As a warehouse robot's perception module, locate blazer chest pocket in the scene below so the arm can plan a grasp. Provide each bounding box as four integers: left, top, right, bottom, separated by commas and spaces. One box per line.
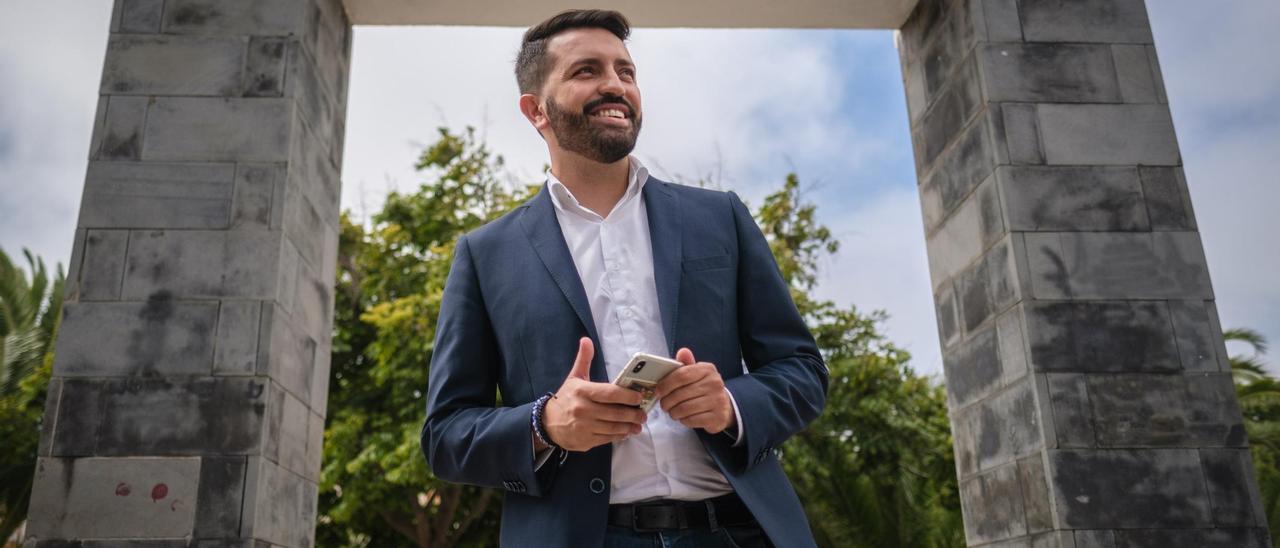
682, 254, 732, 272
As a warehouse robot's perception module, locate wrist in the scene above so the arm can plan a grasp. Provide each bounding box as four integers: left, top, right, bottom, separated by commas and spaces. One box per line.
531, 392, 561, 451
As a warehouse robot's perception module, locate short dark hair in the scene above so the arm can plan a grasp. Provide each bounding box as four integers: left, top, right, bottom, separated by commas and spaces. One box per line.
516, 10, 631, 95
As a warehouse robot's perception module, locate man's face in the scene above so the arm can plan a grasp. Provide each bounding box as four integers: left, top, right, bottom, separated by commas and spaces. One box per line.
538, 27, 642, 163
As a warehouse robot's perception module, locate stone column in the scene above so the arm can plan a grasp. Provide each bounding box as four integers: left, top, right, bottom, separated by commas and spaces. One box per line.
899, 0, 1270, 546
25, 0, 350, 546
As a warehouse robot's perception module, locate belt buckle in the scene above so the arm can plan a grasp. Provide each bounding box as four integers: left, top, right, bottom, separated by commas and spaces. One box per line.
631, 504, 681, 532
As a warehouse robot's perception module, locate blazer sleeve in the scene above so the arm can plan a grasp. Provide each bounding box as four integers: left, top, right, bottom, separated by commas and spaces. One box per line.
421, 234, 559, 497
722, 190, 830, 473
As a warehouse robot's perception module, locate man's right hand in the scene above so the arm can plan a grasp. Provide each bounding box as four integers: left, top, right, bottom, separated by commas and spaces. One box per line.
539, 337, 647, 452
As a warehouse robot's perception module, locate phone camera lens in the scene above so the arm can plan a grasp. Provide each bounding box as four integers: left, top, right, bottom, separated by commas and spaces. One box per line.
633, 361, 646, 373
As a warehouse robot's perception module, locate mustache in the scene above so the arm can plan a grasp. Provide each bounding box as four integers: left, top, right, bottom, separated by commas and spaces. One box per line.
581, 95, 634, 117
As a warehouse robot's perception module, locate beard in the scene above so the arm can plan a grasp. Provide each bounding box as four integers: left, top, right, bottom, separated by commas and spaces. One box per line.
545, 96, 642, 164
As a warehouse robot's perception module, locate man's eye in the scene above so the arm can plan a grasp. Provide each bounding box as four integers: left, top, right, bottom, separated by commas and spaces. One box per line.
574, 67, 594, 76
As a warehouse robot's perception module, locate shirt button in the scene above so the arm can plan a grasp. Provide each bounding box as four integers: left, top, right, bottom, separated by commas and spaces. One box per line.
589, 477, 606, 494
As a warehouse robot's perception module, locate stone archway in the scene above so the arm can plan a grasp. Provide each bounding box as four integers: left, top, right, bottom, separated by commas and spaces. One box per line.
25, 0, 1268, 546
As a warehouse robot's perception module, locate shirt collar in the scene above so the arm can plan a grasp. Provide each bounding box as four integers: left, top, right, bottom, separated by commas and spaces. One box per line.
547, 156, 650, 221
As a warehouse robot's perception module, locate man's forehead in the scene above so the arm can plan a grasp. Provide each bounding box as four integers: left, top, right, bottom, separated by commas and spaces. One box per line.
547, 27, 633, 65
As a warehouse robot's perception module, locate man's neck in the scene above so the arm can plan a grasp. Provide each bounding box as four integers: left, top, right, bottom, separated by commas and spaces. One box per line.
549, 151, 631, 218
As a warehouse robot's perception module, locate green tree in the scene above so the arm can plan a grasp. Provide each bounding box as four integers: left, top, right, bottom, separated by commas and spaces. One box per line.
0, 249, 64, 544
1226, 328, 1280, 545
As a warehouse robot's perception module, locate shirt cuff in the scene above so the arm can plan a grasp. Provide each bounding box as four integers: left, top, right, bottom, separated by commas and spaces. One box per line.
724, 387, 745, 447
533, 433, 555, 470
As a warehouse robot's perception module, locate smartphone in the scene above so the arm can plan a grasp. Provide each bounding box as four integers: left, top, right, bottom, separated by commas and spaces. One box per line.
611, 352, 683, 412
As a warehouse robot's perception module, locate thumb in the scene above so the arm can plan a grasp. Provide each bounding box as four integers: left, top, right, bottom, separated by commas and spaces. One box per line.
675, 347, 696, 365
569, 337, 594, 379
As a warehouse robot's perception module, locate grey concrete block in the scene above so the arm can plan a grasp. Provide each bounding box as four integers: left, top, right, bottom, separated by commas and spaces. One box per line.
1112, 528, 1268, 548
78, 230, 129, 300
979, 43, 1121, 103
1074, 530, 1115, 548
80, 161, 235, 229
286, 249, 333, 342
1055, 232, 1212, 300
215, 300, 261, 375
27, 456, 200, 539
285, 115, 342, 223
162, 0, 308, 35
1147, 46, 1168, 104
53, 299, 217, 377
944, 325, 1002, 408
956, 237, 1018, 334
1038, 104, 1179, 166
309, 337, 331, 418
926, 187, 985, 288
1001, 103, 1043, 165
1087, 373, 1245, 447
243, 37, 288, 97
1017, 0, 1153, 44
88, 96, 109, 162
123, 229, 282, 300
57, 377, 268, 456
962, 379, 1042, 472
257, 304, 316, 406
1200, 448, 1266, 527
1017, 455, 1052, 533
1024, 301, 1179, 374
194, 456, 247, 538
50, 380, 107, 456
1139, 167, 1195, 230
305, 410, 324, 480
142, 97, 293, 162
233, 164, 283, 230
916, 56, 984, 171
241, 457, 317, 548
1049, 449, 1210, 528
898, 0, 966, 69
934, 283, 961, 350
960, 463, 1027, 545
285, 44, 343, 153
37, 378, 63, 457
996, 166, 1148, 231
101, 35, 245, 96
996, 309, 1029, 385
920, 115, 995, 232
281, 184, 327, 273
97, 96, 148, 160
1045, 373, 1095, 448
1111, 45, 1158, 103
30, 541, 192, 547
1021, 232, 1070, 299
120, 0, 164, 33
978, 0, 1022, 42
919, 5, 977, 108
276, 388, 310, 476
1168, 300, 1224, 372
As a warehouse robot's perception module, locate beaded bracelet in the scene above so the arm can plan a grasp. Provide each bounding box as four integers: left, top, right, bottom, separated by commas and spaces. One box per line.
531, 391, 561, 451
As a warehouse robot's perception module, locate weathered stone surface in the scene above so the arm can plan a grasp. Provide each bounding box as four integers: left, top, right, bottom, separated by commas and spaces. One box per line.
26, 456, 200, 539
916, 55, 984, 171
1054, 232, 1212, 300
960, 463, 1026, 545
1018, 0, 1153, 44
1074, 530, 1115, 548
123, 229, 282, 300
996, 310, 1028, 385
1017, 455, 1052, 533
956, 237, 1018, 333
277, 388, 310, 476
1139, 167, 1195, 230
162, 0, 308, 35
1200, 448, 1266, 527
945, 325, 1002, 408
977, 0, 1021, 42
87, 96, 109, 163
1024, 301, 1179, 373
142, 97, 293, 162
285, 112, 343, 224
1046, 373, 1095, 448
241, 457, 317, 548
305, 410, 324, 479
1021, 232, 1070, 299
926, 175, 1004, 289
80, 161, 235, 229
1001, 103, 1042, 165
920, 114, 995, 231
243, 37, 287, 97
1049, 449, 1210, 528
257, 304, 316, 406
996, 166, 1148, 231
194, 456, 247, 538
980, 43, 1120, 103
1111, 44, 1158, 103
53, 299, 217, 377
101, 35, 244, 96
1168, 300, 1224, 372
37, 378, 63, 457
233, 164, 283, 230
53, 377, 267, 456
97, 96, 148, 160
954, 379, 1042, 474
1038, 104, 1179, 166
1112, 528, 1269, 548
78, 230, 129, 300
1087, 373, 1244, 447
934, 283, 961, 350
120, 0, 164, 33
214, 300, 261, 375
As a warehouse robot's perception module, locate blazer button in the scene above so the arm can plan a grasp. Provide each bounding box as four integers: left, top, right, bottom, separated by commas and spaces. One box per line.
589, 477, 606, 494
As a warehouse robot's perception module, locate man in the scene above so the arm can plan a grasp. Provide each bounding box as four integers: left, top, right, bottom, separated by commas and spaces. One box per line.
422, 9, 828, 547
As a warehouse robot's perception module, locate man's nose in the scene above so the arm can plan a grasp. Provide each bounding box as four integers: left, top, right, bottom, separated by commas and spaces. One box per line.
598, 71, 625, 96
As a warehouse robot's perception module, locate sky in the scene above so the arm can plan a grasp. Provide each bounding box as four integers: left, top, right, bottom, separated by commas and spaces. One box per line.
1, 2, 1277, 378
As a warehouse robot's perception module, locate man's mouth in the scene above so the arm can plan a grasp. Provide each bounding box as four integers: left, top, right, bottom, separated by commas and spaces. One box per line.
591, 108, 628, 120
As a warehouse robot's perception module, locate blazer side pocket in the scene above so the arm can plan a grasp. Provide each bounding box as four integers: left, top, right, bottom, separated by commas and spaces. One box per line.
682, 254, 732, 272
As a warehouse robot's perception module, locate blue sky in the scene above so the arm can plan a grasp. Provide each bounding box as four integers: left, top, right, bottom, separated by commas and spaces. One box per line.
1, 2, 1277, 377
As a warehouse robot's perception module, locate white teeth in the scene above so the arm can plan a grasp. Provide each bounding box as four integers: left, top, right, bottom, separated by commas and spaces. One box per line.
593, 108, 626, 119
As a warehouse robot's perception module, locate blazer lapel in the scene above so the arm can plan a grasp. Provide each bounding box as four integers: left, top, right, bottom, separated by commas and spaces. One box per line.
518, 185, 607, 380
643, 178, 682, 356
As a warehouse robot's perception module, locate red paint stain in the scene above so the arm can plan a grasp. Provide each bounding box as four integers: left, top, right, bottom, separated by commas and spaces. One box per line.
151, 483, 168, 502
114, 482, 131, 496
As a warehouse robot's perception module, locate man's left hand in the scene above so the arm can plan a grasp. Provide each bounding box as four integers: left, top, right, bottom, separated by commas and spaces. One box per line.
654, 348, 736, 434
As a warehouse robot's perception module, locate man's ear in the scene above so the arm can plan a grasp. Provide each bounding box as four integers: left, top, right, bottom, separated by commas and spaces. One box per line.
519, 94, 548, 132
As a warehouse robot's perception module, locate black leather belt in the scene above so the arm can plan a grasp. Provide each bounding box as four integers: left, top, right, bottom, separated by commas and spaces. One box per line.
608, 493, 755, 531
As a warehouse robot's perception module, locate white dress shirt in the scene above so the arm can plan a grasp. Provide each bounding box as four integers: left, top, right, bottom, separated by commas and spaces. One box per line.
543, 157, 741, 504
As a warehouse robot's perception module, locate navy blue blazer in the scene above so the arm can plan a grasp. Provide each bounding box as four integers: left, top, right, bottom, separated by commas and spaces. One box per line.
422, 177, 829, 547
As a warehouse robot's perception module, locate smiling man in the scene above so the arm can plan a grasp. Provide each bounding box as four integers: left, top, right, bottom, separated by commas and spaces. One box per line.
421, 10, 828, 547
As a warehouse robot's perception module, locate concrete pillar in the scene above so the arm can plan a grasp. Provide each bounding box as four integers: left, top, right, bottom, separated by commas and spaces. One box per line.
25, 0, 350, 546
899, 0, 1270, 545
